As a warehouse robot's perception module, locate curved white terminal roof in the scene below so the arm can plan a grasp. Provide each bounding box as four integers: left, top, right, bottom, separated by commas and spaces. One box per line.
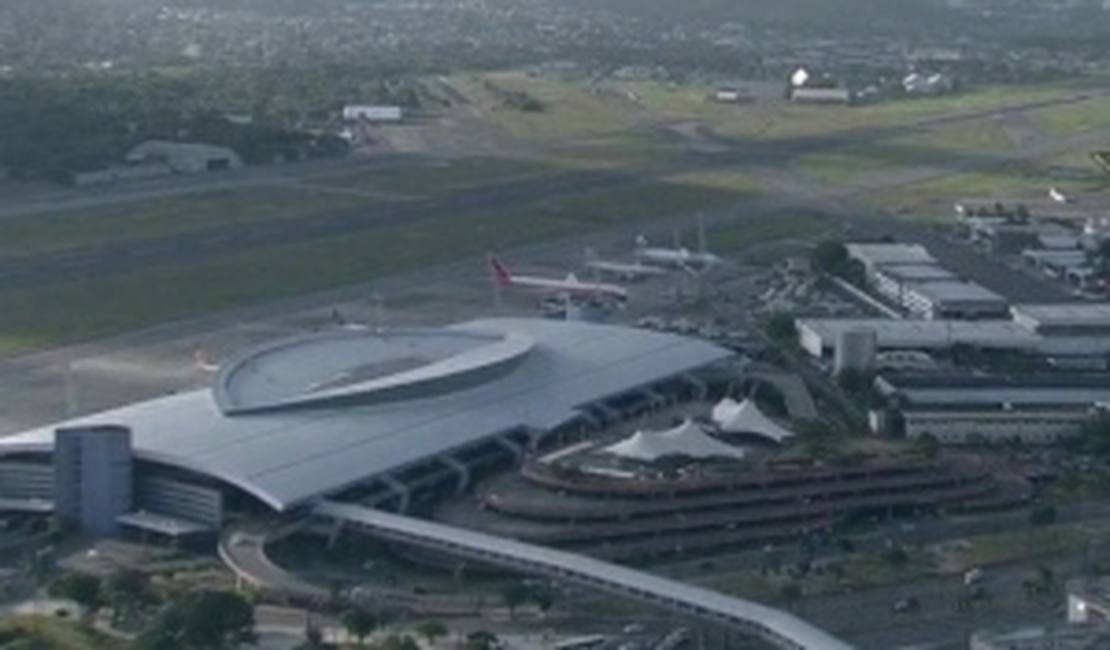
602, 419, 746, 461
712, 398, 795, 444
0, 319, 732, 512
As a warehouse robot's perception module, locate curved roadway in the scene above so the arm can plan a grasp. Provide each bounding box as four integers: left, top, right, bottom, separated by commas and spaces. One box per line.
313, 501, 857, 650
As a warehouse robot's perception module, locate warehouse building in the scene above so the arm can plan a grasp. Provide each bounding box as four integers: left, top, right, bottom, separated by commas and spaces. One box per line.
871, 375, 1110, 445
845, 243, 937, 279
899, 280, 1008, 320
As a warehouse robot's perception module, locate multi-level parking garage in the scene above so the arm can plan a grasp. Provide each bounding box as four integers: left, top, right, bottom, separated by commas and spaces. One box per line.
0, 318, 865, 649
437, 448, 1024, 561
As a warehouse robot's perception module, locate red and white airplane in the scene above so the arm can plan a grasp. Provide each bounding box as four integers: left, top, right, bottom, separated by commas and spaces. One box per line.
488, 255, 628, 303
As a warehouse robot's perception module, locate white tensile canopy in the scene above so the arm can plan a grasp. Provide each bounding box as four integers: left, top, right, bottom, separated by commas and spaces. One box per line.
601, 419, 746, 462
711, 398, 795, 444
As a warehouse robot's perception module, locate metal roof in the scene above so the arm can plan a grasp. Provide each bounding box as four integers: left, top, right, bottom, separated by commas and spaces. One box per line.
878, 374, 1110, 407
798, 319, 1041, 351
905, 280, 1006, 305
873, 264, 955, 282
1012, 304, 1110, 329
0, 319, 732, 512
845, 243, 935, 267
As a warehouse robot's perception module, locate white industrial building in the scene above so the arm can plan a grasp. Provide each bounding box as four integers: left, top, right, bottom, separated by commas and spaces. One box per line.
798, 319, 1042, 359
1012, 304, 1110, 337
872, 375, 1110, 445
845, 243, 937, 278
846, 243, 1006, 319
872, 264, 957, 302
342, 105, 404, 123
790, 87, 854, 105
1068, 577, 1110, 625
898, 280, 1008, 320
799, 301, 1110, 362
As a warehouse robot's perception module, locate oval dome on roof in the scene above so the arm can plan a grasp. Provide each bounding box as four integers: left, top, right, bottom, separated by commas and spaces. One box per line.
214, 328, 534, 415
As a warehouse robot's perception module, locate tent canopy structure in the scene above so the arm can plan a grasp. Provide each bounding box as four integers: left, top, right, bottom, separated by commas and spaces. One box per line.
601, 419, 746, 462
711, 398, 795, 444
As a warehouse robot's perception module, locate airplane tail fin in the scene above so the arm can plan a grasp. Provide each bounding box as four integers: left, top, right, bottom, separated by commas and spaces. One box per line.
488, 254, 513, 285
635, 235, 649, 249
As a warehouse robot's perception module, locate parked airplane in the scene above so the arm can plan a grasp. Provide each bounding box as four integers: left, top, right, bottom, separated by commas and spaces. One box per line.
1049, 187, 1072, 204
583, 248, 669, 281
488, 255, 629, 302
635, 216, 723, 273
193, 347, 220, 373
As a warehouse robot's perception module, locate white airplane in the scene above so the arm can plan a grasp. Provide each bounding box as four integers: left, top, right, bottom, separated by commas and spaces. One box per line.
635, 215, 723, 273
583, 248, 669, 281
193, 347, 220, 373
1049, 187, 1072, 204
488, 255, 628, 303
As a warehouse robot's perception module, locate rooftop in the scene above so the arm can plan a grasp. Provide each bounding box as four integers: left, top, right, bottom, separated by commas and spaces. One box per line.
845, 243, 936, 267
874, 264, 956, 282
1013, 304, 1110, 329
798, 319, 1041, 351
0, 319, 732, 512
877, 374, 1110, 407
907, 280, 1006, 305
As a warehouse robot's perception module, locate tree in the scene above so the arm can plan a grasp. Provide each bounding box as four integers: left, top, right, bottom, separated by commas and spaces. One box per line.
104, 569, 151, 625
465, 630, 500, 650
1082, 413, 1110, 458
913, 433, 941, 459
882, 546, 909, 568
1029, 504, 1058, 527
529, 584, 555, 616
499, 581, 531, 619
340, 608, 378, 647
295, 616, 328, 650
415, 620, 449, 646
137, 590, 255, 650
778, 582, 803, 608
811, 240, 849, 275
836, 368, 872, 400
765, 312, 797, 343
48, 573, 103, 620
380, 633, 421, 650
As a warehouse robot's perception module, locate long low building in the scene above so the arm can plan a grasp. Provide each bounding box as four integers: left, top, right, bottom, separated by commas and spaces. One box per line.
798, 319, 1042, 359
799, 316, 1110, 361
0, 319, 733, 531
872, 374, 1110, 445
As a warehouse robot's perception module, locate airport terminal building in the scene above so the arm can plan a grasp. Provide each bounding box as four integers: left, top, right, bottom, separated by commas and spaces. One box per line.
0, 319, 734, 538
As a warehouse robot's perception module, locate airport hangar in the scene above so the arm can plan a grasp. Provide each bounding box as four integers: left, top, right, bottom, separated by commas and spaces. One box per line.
0, 318, 735, 537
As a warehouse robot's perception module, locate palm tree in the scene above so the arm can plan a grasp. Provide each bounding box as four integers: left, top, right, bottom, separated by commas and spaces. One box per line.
340, 608, 378, 648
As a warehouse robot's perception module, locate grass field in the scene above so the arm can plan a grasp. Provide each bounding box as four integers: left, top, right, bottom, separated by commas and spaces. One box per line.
791, 118, 1017, 187
0, 186, 382, 260
866, 158, 1110, 214
0, 616, 125, 650
537, 177, 751, 227
710, 210, 836, 254
314, 156, 565, 196
0, 176, 755, 355
450, 73, 638, 142
1034, 95, 1110, 137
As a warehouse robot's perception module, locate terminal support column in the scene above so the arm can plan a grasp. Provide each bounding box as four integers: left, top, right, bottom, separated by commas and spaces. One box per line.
439, 456, 471, 495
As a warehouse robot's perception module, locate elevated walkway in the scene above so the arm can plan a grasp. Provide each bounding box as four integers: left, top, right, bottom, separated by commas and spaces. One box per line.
313, 501, 856, 650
